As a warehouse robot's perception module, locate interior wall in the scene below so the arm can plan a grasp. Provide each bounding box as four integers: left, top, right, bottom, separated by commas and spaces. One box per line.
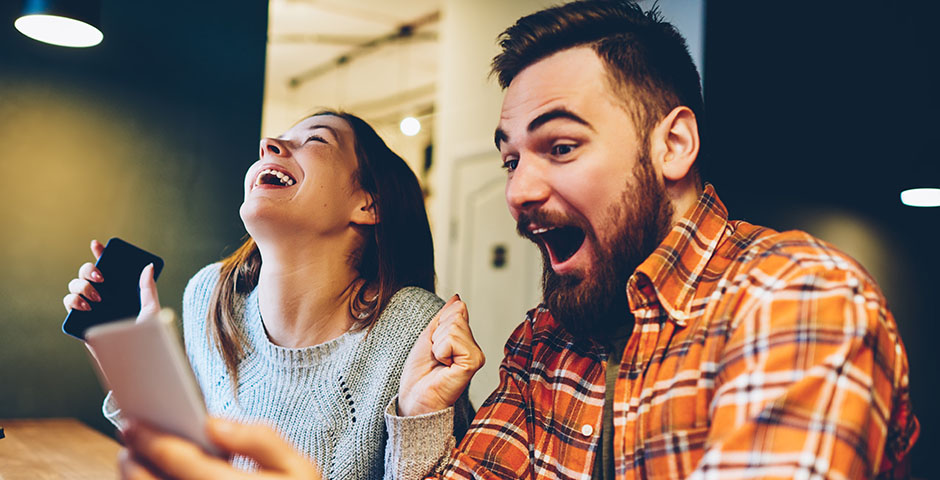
0, 0, 267, 436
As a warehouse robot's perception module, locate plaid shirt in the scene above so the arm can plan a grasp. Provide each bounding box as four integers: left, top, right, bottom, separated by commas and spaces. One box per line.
439, 185, 918, 479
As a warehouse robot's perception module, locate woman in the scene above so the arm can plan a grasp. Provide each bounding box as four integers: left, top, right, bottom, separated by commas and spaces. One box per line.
64, 110, 474, 478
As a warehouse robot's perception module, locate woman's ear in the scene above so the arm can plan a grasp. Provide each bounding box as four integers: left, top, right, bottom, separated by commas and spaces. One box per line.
351, 192, 378, 226
650, 106, 699, 183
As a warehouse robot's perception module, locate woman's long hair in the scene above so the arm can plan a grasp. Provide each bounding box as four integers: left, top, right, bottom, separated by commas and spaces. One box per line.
207, 110, 435, 387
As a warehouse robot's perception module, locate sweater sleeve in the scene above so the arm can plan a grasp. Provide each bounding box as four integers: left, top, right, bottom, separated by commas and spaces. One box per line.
384, 396, 457, 480
99, 263, 220, 430
101, 390, 125, 430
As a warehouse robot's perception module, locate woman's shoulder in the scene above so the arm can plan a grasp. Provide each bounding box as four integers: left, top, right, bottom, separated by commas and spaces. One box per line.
375, 286, 444, 333
181, 263, 223, 328
183, 263, 223, 303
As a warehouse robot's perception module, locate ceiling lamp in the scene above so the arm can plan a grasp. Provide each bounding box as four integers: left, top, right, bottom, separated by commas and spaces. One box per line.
14, 0, 103, 48
400, 117, 421, 137
900, 188, 940, 208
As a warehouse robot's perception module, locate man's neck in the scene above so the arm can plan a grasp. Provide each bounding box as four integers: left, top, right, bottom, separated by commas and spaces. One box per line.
666, 177, 702, 226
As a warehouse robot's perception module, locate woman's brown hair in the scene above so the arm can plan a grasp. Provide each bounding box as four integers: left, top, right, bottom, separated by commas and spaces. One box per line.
207, 110, 435, 388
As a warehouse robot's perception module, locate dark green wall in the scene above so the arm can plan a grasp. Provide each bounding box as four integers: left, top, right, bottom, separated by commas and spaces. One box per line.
0, 0, 267, 436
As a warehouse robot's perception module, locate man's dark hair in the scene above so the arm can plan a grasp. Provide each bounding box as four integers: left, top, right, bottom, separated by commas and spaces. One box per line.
492, 0, 704, 175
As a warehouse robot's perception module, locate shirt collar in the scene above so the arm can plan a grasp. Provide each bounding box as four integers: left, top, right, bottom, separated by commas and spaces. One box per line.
630, 184, 729, 327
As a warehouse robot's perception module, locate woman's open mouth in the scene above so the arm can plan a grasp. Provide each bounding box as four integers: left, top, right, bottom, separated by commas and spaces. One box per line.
254, 167, 296, 188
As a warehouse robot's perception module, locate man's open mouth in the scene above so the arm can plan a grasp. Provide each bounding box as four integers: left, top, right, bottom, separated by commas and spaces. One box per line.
255, 167, 296, 187
531, 225, 586, 264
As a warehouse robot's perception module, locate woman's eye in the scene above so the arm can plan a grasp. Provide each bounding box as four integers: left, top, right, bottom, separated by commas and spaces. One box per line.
502, 158, 519, 172
305, 135, 327, 144
551, 144, 576, 156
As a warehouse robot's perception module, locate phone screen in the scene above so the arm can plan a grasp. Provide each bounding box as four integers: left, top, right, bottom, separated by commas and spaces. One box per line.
62, 238, 164, 340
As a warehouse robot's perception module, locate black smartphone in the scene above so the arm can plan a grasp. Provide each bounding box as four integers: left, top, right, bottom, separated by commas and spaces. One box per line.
62, 237, 164, 340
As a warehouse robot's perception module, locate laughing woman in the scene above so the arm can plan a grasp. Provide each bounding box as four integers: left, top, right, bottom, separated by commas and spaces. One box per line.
64, 110, 473, 478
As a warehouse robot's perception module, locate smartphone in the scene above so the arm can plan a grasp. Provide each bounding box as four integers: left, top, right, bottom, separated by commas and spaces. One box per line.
62, 237, 164, 340
85, 309, 222, 457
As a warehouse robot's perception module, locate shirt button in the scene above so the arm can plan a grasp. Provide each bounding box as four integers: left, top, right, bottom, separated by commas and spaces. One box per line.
581, 424, 594, 436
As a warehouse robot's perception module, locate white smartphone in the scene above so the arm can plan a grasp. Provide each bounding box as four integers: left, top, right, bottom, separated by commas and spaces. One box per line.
85, 308, 222, 457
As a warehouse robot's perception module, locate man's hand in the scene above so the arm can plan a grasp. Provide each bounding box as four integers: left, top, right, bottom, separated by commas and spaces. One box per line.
119, 418, 321, 480
398, 294, 485, 416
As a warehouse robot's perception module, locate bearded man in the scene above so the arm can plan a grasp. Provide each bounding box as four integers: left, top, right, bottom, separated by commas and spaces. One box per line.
388, 2, 919, 479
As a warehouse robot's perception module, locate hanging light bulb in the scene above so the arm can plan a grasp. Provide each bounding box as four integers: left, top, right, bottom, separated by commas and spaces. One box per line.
15, 0, 104, 48
400, 117, 421, 137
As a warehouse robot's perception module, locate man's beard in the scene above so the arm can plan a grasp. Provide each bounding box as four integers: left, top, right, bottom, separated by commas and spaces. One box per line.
517, 155, 674, 340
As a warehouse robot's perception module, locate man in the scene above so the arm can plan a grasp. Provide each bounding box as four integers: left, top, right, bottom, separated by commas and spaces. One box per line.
387, 1, 919, 478
119, 1, 917, 479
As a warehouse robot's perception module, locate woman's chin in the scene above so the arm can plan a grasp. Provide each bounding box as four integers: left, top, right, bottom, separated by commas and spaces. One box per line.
240, 203, 288, 237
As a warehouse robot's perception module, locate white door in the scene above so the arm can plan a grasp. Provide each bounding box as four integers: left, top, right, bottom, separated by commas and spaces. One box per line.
447, 150, 542, 407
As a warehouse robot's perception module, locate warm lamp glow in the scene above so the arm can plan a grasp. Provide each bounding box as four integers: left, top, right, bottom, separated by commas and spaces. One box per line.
900, 188, 940, 207
15, 14, 103, 48
400, 117, 421, 137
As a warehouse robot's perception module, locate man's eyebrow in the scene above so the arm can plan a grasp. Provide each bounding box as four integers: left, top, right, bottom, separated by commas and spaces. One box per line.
495, 128, 508, 150
527, 108, 594, 133
495, 109, 594, 150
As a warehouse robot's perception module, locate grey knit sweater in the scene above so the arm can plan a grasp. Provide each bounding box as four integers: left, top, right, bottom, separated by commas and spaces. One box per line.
104, 263, 472, 479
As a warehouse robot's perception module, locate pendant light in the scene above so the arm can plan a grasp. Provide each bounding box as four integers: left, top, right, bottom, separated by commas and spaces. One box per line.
14, 0, 103, 48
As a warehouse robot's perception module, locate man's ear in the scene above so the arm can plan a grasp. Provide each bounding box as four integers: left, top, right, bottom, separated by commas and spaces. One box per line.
351, 192, 378, 226
649, 106, 699, 183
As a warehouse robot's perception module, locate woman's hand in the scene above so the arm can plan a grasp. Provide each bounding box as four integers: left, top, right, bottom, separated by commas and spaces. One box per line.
119, 418, 322, 480
63, 239, 161, 321
398, 294, 485, 417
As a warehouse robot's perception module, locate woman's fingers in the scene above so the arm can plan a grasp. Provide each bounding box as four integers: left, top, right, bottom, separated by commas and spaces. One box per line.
431, 322, 485, 372
137, 264, 161, 320
63, 293, 91, 312
123, 422, 247, 480
68, 277, 101, 301
118, 449, 161, 480
90, 239, 105, 261
79, 261, 104, 283
64, 276, 100, 313
429, 297, 485, 373
64, 242, 105, 313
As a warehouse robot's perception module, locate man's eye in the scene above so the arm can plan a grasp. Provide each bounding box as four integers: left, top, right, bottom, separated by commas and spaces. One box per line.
551, 144, 576, 156
502, 158, 519, 172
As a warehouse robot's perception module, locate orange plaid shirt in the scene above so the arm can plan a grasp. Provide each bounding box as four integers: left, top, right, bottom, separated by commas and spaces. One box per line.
439, 185, 918, 479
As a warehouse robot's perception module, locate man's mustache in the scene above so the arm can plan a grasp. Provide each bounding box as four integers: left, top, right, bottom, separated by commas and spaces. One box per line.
515, 209, 593, 243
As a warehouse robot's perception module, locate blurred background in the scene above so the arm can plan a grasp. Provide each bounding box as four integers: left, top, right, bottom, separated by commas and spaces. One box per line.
0, 0, 936, 477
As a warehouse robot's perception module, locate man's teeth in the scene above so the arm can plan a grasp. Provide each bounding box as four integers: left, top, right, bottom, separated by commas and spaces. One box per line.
256, 168, 295, 186
531, 226, 553, 235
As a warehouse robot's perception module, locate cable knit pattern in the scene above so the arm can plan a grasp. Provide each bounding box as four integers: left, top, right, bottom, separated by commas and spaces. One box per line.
105, 262, 472, 479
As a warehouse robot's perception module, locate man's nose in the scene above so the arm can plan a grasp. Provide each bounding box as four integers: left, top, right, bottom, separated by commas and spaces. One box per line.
259, 137, 287, 158
505, 156, 550, 213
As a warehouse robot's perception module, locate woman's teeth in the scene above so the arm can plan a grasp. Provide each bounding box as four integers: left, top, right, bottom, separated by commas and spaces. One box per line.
256, 168, 295, 186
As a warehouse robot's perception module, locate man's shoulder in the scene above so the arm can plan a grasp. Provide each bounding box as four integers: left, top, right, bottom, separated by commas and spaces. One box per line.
743, 227, 872, 276
720, 223, 882, 298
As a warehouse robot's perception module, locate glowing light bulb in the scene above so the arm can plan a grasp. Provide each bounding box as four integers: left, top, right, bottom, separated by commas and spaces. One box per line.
400, 117, 421, 137
900, 188, 940, 207
15, 14, 103, 48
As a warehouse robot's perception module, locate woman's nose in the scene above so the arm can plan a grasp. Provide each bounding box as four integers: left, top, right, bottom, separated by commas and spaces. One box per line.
259, 137, 286, 158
